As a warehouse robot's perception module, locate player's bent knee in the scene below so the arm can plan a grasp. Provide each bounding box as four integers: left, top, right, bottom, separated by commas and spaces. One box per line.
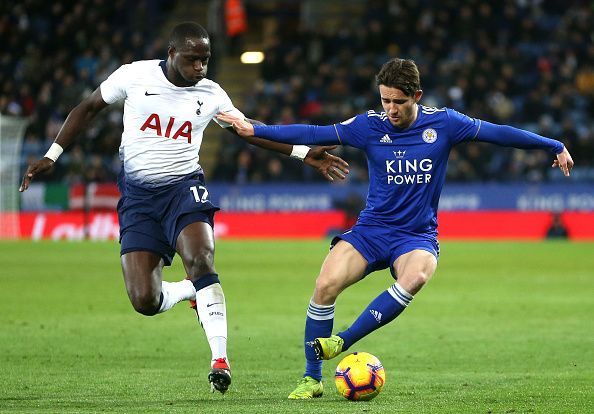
185, 248, 215, 278
314, 277, 341, 304
129, 291, 160, 316
131, 299, 160, 316
417, 270, 432, 285
399, 270, 432, 294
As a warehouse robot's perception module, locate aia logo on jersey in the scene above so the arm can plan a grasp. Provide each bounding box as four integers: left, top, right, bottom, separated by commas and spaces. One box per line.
140, 113, 192, 143
422, 128, 437, 143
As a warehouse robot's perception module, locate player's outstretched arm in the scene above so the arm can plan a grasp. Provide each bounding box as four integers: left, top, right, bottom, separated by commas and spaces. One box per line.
217, 113, 349, 181
475, 120, 574, 177
217, 112, 341, 146
20, 88, 109, 192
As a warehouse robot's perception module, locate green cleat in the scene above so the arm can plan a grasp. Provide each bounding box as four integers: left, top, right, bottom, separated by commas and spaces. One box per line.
288, 376, 324, 399
313, 335, 344, 360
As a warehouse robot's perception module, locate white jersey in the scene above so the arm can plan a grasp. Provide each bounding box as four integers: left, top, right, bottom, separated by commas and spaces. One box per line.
100, 59, 244, 187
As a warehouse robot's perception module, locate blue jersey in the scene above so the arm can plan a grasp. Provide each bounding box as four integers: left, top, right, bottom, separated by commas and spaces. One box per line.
334, 106, 478, 236
253, 105, 563, 238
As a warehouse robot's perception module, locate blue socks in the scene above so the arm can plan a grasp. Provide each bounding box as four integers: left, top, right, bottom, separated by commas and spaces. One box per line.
301, 283, 413, 380
338, 282, 413, 351
303, 300, 335, 381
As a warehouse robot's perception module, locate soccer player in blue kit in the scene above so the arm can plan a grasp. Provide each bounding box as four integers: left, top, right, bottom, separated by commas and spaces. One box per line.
217, 58, 574, 399
19, 22, 349, 395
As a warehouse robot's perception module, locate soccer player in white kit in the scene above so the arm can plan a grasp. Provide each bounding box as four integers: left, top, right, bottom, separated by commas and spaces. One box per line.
20, 22, 349, 394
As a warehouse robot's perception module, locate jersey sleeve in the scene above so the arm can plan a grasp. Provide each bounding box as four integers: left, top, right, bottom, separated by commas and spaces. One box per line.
252, 124, 340, 145
476, 120, 564, 154
212, 87, 245, 128
99, 64, 132, 104
445, 108, 481, 145
333, 114, 369, 149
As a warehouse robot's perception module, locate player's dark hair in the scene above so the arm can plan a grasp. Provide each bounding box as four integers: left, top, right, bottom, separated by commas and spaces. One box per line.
169, 22, 209, 50
375, 58, 421, 97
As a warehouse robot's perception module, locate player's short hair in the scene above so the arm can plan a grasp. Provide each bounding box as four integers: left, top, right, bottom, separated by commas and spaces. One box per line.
169, 22, 209, 50
375, 58, 421, 97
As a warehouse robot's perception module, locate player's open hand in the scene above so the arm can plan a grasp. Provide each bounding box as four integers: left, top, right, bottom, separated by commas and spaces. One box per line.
216, 112, 254, 137
552, 147, 574, 177
19, 157, 55, 192
304, 145, 350, 181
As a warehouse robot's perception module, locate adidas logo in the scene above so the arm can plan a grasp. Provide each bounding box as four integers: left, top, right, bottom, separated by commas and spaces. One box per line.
379, 134, 392, 143
369, 309, 382, 323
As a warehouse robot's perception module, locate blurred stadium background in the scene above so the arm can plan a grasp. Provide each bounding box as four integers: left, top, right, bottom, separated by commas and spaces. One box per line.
1, 0, 593, 240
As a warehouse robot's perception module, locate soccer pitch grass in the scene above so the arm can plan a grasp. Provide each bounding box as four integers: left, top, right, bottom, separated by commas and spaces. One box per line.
0, 240, 592, 413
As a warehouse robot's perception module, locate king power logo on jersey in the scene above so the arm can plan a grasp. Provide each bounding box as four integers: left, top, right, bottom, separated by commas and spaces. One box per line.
140, 113, 192, 143
385, 150, 433, 185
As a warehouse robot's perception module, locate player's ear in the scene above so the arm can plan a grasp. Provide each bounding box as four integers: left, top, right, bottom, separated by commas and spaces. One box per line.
414, 90, 423, 102
167, 45, 176, 59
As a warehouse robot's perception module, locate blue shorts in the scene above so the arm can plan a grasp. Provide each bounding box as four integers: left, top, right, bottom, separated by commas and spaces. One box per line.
331, 222, 439, 279
117, 171, 219, 266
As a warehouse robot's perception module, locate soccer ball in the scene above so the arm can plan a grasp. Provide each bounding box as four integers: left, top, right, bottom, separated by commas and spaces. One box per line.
334, 352, 386, 401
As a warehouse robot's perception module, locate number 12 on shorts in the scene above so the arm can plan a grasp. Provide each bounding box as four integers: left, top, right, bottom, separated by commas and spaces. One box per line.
190, 185, 209, 203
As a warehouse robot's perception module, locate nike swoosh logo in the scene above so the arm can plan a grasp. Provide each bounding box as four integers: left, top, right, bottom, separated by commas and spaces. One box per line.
206, 302, 223, 307
145, 91, 160, 96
